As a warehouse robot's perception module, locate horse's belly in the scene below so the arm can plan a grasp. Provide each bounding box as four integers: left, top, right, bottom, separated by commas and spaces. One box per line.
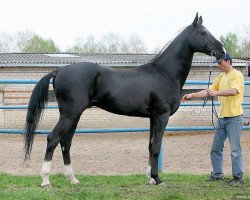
95, 100, 150, 117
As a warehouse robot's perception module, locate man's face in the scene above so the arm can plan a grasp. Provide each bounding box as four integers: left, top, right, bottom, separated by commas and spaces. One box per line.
217, 60, 231, 72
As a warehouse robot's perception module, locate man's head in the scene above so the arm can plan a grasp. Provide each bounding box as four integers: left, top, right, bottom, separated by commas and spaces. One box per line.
215, 53, 233, 73
216, 53, 232, 65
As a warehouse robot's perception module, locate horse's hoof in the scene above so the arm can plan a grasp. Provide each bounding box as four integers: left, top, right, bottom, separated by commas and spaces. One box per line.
155, 177, 163, 185
149, 177, 163, 185
149, 178, 157, 185
41, 183, 53, 189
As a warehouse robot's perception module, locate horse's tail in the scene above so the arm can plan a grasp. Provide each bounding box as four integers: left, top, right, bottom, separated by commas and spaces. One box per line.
24, 69, 58, 161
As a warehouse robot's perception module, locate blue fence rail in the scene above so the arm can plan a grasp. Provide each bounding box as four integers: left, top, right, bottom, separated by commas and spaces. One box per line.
0, 79, 250, 85
1, 79, 250, 171
1, 102, 250, 110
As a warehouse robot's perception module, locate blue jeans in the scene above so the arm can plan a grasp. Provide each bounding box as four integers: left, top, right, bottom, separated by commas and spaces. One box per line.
210, 115, 243, 178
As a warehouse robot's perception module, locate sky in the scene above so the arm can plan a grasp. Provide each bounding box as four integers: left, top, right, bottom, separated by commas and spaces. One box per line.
0, 0, 250, 51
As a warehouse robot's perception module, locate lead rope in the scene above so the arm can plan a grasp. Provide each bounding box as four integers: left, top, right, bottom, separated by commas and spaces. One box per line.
191, 27, 220, 129
203, 51, 218, 129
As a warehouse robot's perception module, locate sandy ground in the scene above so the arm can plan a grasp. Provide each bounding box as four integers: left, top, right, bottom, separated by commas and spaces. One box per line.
0, 131, 250, 176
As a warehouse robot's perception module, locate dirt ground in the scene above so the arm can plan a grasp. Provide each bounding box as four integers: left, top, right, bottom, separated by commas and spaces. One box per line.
0, 131, 250, 176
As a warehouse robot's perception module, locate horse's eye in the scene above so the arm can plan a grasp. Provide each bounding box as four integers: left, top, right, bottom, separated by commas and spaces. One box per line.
201, 32, 206, 36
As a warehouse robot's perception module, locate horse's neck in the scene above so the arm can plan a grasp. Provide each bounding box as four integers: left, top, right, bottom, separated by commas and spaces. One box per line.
152, 30, 194, 89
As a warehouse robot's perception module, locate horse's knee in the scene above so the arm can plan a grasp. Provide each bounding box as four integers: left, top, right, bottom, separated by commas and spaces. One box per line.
151, 145, 161, 157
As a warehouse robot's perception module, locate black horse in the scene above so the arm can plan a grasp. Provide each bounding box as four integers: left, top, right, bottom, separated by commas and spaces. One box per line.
24, 13, 225, 187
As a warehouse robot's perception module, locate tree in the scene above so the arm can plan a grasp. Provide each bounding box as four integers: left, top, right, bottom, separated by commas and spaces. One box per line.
220, 32, 241, 57
126, 33, 147, 53
100, 33, 123, 53
15, 30, 35, 52
239, 26, 250, 57
67, 35, 99, 53
0, 33, 15, 52
67, 32, 148, 53
240, 40, 250, 57
22, 35, 60, 53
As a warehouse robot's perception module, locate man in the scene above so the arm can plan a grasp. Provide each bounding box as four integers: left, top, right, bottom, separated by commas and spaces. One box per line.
182, 53, 244, 186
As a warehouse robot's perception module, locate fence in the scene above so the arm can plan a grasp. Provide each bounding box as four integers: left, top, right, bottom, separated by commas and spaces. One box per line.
0, 79, 250, 171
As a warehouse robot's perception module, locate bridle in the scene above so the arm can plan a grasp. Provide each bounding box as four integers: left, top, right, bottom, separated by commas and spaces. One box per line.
191, 26, 219, 56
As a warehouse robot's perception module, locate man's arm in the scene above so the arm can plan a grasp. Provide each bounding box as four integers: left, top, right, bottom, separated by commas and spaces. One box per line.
182, 89, 208, 101
182, 88, 238, 102
207, 88, 238, 96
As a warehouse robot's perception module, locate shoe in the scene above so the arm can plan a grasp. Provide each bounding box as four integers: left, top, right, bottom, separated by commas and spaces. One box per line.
228, 177, 244, 186
207, 175, 224, 182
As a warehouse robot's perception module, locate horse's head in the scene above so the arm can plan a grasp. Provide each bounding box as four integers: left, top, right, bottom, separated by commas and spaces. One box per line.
188, 13, 225, 59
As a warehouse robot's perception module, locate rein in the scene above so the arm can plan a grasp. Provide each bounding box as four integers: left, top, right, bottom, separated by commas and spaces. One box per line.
202, 51, 218, 129
192, 27, 219, 129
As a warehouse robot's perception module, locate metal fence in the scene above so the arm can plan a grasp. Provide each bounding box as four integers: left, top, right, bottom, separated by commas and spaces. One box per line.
1, 79, 250, 171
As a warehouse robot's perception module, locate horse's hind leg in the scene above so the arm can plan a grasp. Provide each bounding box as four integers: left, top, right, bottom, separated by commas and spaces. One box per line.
41, 101, 85, 187
60, 121, 80, 184
41, 116, 66, 187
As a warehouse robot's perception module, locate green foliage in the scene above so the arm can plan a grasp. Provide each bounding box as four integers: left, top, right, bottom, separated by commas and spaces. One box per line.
0, 173, 249, 200
22, 35, 60, 53
241, 40, 250, 57
219, 30, 250, 57
220, 32, 241, 57
67, 35, 99, 53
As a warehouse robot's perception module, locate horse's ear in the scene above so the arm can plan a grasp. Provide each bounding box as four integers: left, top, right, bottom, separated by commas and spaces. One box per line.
192, 12, 199, 28
198, 16, 203, 24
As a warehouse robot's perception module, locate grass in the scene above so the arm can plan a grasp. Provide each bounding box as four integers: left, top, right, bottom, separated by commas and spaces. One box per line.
0, 173, 250, 200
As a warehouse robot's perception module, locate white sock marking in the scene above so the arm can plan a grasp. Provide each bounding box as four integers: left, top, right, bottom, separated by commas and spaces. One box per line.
146, 166, 151, 178
64, 165, 79, 184
41, 161, 51, 186
149, 178, 157, 185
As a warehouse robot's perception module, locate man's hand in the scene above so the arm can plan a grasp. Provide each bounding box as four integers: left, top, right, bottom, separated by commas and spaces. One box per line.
207, 89, 219, 97
182, 94, 193, 101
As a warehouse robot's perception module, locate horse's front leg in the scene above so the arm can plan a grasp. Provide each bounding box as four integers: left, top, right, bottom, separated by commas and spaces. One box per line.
148, 112, 169, 185
146, 117, 154, 179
